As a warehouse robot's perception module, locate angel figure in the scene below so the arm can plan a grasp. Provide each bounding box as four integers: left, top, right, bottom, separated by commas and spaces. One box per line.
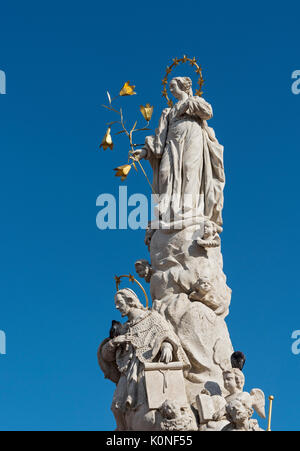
196, 220, 222, 249
197, 369, 244, 430
198, 367, 265, 430
223, 368, 266, 419
189, 276, 226, 316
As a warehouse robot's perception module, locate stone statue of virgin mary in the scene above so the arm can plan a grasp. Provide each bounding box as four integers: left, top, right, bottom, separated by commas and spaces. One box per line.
133, 77, 225, 229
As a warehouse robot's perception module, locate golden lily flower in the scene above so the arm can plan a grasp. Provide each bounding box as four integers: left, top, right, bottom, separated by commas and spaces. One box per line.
140, 104, 153, 122
114, 164, 132, 181
100, 127, 113, 151
119, 81, 136, 96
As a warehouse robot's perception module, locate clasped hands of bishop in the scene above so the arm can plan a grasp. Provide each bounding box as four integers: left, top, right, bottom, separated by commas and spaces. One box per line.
112, 335, 173, 364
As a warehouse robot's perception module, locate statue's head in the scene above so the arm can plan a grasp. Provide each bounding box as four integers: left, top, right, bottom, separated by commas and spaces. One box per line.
194, 276, 212, 296
203, 220, 222, 239
203, 220, 217, 239
226, 393, 253, 426
135, 259, 149, 278
114, 288, 145, 317
169, 77, 193, 100
223, 369, 237, 394
223, 368, 245, 394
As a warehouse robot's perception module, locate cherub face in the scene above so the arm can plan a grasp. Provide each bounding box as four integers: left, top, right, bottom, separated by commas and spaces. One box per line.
203, 222, 214, 239
195, 277, 212, 294
223, 372, 237, 394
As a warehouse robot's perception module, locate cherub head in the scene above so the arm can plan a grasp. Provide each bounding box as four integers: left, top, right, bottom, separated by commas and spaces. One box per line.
201, 219, 223, 239
193, 276, 212, 296
189, 276, 213, 303
202, 220, 218, 240
223, 368, 245, 395
159, 400, 181, 420
223, 370, 237, 395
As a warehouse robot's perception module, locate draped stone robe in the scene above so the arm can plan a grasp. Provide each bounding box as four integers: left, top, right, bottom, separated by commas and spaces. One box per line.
98, 310, 189, 430
144, 96, 225, 229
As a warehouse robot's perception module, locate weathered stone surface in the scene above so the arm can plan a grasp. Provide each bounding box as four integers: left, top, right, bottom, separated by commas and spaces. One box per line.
97, 76, 264, 431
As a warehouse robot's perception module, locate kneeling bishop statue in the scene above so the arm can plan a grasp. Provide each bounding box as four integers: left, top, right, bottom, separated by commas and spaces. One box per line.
98, 288, 196, 431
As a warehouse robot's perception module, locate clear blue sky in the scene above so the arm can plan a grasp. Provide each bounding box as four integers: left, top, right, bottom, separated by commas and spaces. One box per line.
0, 0, 299, 431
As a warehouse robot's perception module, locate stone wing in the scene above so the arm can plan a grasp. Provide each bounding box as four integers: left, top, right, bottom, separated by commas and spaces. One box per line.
250, 388, 266, 419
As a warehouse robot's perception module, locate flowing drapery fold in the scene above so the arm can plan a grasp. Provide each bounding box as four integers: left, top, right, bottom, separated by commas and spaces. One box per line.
144, 97, 225, 228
